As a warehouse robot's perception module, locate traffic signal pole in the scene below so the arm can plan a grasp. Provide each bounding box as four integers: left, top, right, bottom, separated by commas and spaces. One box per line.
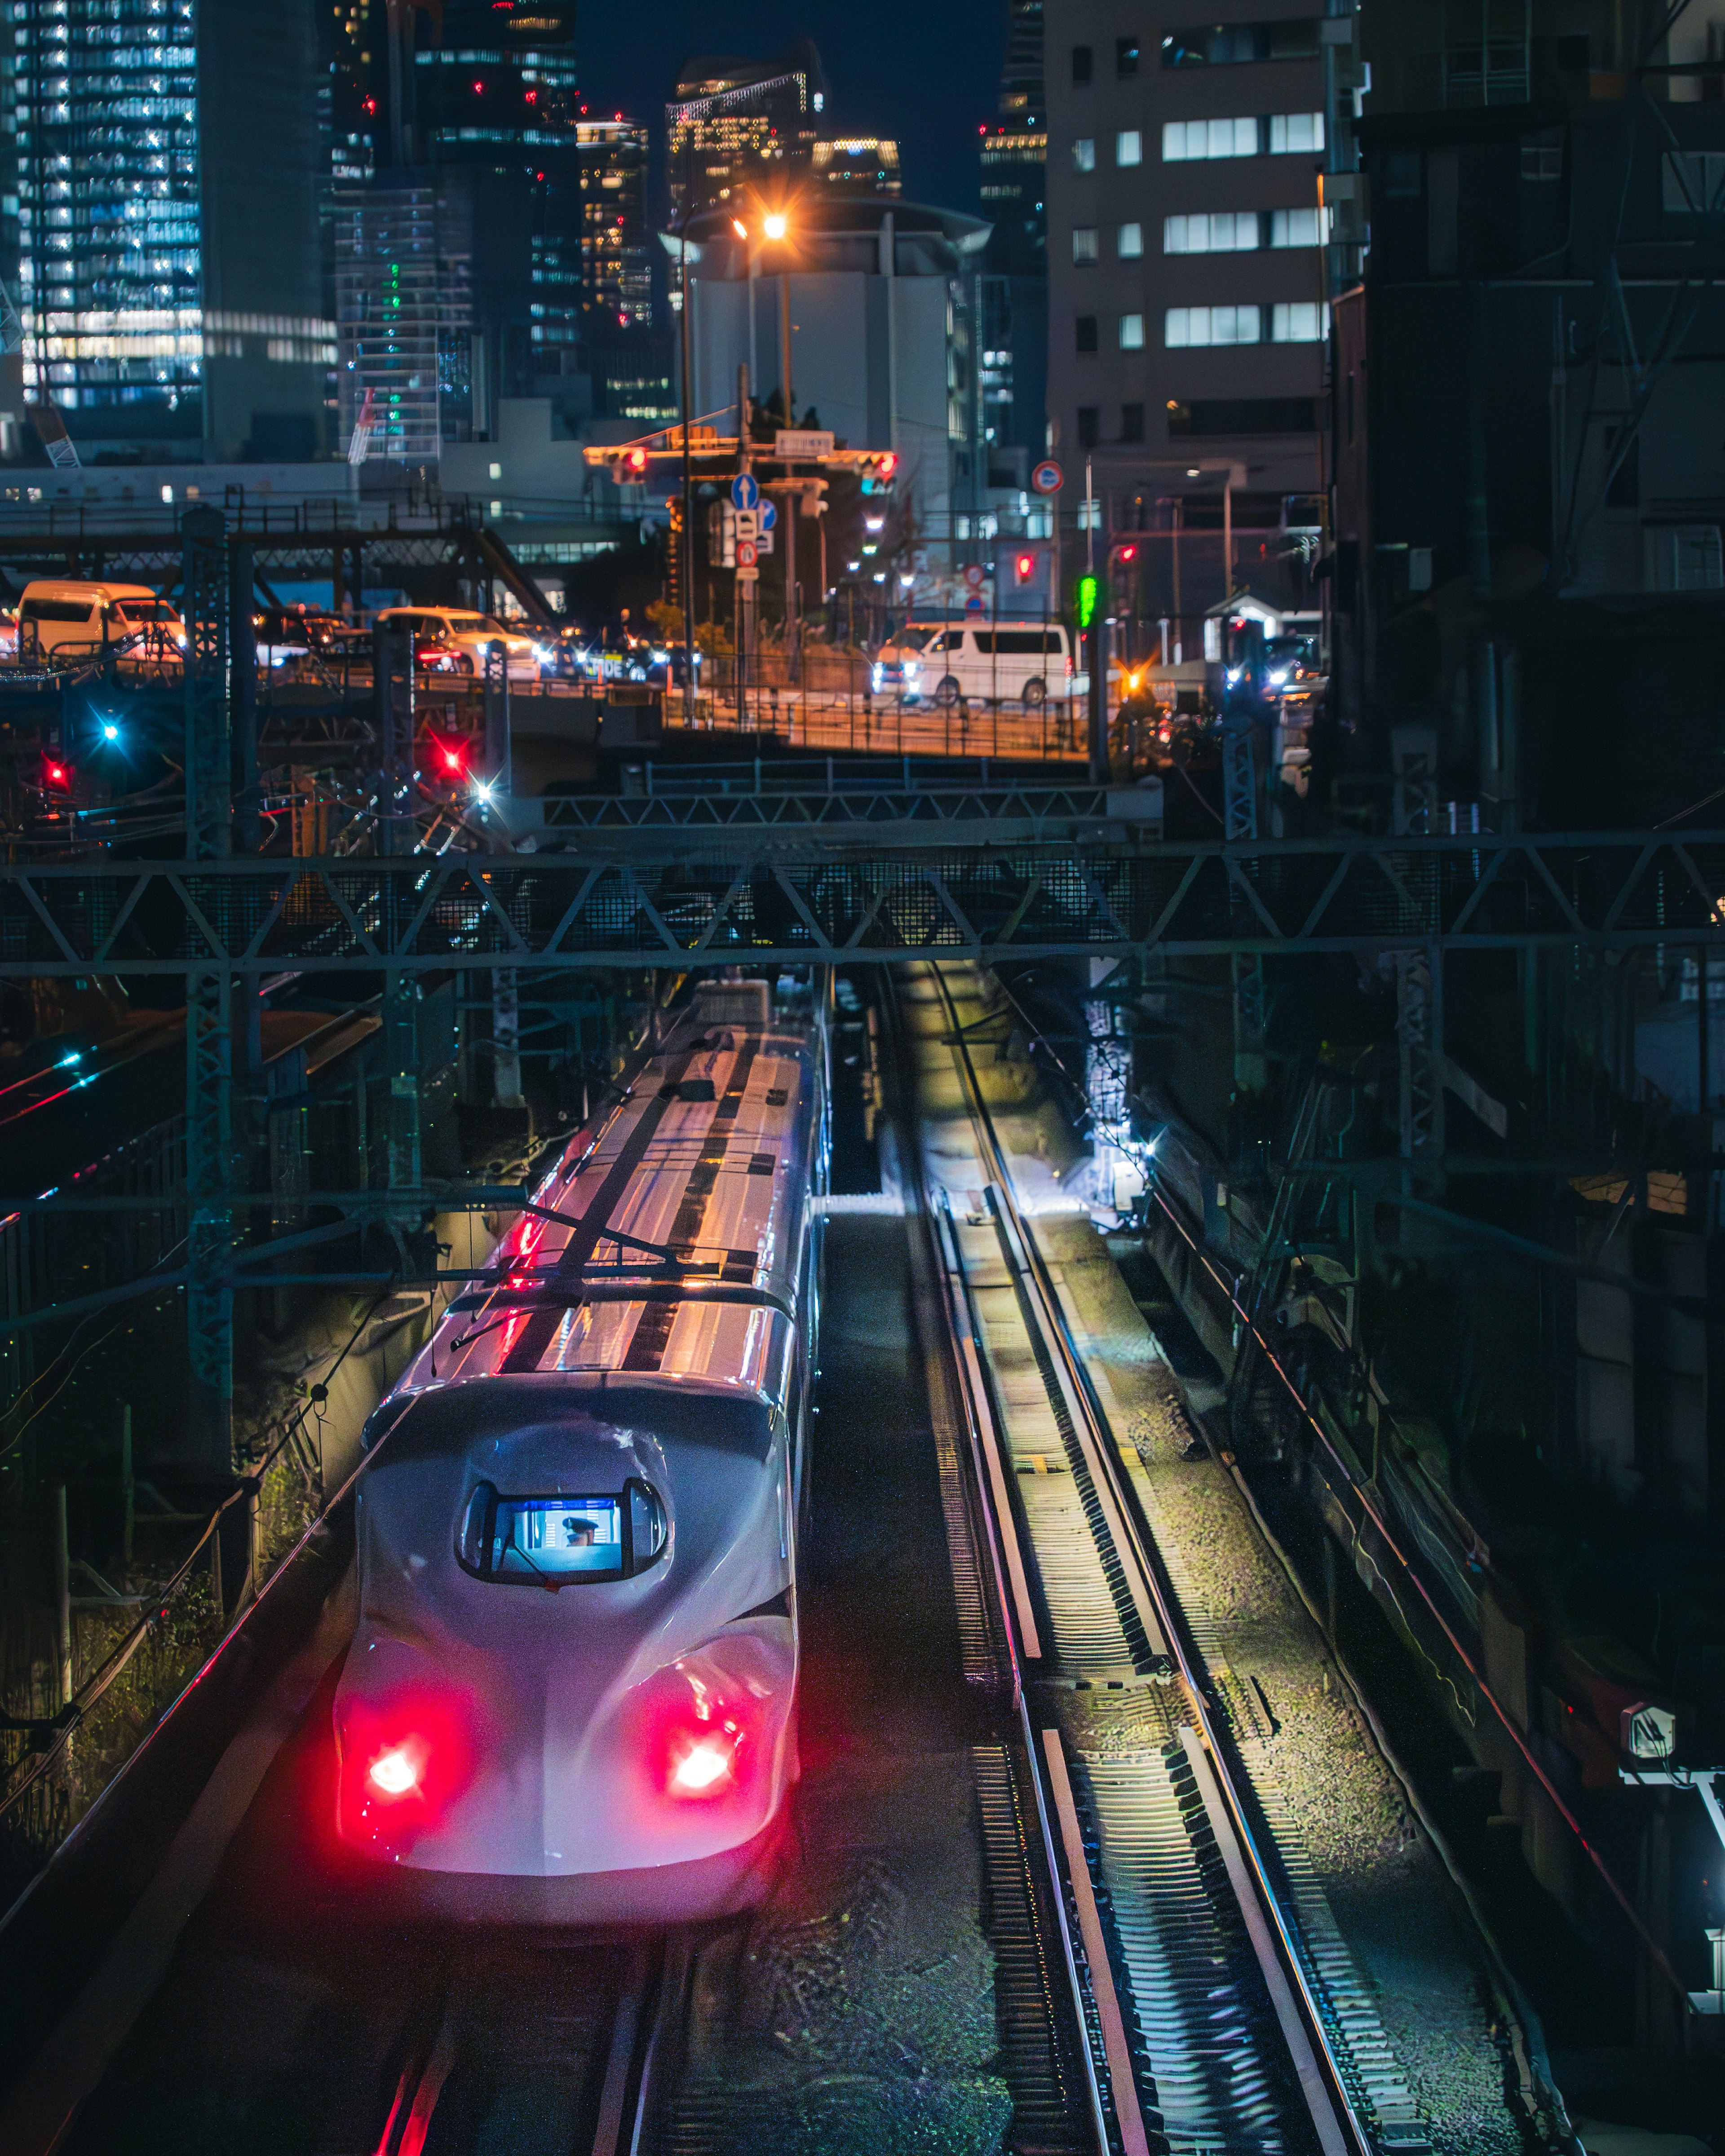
736, 363, 754, 729
678, 195, 697, 726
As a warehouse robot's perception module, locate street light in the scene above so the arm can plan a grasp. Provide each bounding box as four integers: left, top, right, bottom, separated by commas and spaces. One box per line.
762, 211, 788, 240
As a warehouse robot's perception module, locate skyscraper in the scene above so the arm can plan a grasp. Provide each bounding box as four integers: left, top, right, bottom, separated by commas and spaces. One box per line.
978, 0, 1048, 487
811, 138, 902, 197
666, 44, 828, 222
9, 0, 331, 461
577, 119, 652, 330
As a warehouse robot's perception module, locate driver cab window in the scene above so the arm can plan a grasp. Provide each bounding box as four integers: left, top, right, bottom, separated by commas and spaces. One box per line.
458, 1478, 667, 1586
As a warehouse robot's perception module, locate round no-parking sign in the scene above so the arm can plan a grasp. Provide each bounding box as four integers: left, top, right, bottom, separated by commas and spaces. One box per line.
1031, 459, 1063, 495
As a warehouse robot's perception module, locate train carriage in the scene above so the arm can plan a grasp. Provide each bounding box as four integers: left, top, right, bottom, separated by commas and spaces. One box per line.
331, 977, 827, 1922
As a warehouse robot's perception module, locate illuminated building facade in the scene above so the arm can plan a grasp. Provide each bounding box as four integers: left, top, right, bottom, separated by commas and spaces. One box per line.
577, 119, 651, 330
8, 0, 332, 459
667, 44, 827, 221
978, 0, 1048, 484
412, 0, 583, 375
333, 182, 442, 461
812, 138, 902, 196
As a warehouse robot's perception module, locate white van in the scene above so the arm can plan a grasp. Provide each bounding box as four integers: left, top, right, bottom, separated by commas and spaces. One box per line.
17, 580, 184, 660
906, 620, 1085, 707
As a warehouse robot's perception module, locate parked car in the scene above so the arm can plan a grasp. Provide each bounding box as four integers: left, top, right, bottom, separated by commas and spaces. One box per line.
252, 606, 354, 669
373, 605, 548, 683
17, 580, 185, 663
901, 620, 1085, 708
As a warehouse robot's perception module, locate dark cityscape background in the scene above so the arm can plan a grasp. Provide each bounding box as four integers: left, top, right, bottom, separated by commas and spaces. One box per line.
0, 6, 1719, 2155
578, 0, 1006, 210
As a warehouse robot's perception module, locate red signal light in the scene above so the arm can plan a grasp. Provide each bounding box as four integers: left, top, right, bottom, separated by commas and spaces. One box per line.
624, 445, 649, 474
1016, 553, 1034, 583
43, 760, 69, 789
877, 452, 898, 479
1119, 545, 1137, 562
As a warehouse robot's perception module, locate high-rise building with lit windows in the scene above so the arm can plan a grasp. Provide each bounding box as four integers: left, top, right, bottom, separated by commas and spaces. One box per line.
577, 119, 651, 330
812, 137, 902, 196
667, 44, 828, 222
7, 0, 331, 460
978, 0, 1048, 488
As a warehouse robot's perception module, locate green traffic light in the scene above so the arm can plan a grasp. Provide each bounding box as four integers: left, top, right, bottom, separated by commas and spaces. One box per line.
1076, 574, 1099, 629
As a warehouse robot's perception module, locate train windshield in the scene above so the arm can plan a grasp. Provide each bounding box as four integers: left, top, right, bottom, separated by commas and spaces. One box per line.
458, 1479, 667, 1585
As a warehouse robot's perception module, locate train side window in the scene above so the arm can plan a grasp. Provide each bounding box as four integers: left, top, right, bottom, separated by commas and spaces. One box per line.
456, 1478, 666, 1585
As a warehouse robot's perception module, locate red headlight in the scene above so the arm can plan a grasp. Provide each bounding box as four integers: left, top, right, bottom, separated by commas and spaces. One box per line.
367, 1739, 428, 1798
336, 1686, 477, 1853
666, 1723, 742, 1798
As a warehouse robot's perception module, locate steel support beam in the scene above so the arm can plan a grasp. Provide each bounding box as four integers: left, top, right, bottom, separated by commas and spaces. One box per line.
1395, 945, 1445, 1167
181, 507, 236, 1469
181, 507, 230, 863
0, 829, 1716, 974
185, 966, 234, 1472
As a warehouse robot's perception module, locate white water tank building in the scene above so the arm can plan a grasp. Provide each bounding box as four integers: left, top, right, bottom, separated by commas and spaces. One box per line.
679, 196, 991, 573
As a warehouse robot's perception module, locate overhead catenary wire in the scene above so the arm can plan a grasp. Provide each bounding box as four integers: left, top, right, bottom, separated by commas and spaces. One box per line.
0, 1272, 402, 1825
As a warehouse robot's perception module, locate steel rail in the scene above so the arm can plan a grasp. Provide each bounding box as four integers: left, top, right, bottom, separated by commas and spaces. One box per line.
924, 960, 1375, 2156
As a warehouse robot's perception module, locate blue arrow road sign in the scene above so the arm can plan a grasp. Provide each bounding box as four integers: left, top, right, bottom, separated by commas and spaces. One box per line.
759, 499, 777, 530
730, 473, 760, 512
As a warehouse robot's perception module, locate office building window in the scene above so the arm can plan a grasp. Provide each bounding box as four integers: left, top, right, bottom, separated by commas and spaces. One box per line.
1121, 401, 1145, 442
1165, 305, 1262, 346
1117, 129, 1143, 167
1269, 112, 1324, 153
1077, 406, 1099, 447
1270, 206, 1327, 247
1162, 115, 1258, 160
1072, 44, 1093, 83
1162, 20, 1321, 66
1074, 226, 1099, 263
1161, 112, 1325, 160
1075, 314, 1099, 353
1118, 221, 1144, 257
1272, 300, 1327, 342
1117, 37, 1140, 77
1073, 137, 1097, 172
1119, 312, 1145, 349
1164, 211, 1261, 252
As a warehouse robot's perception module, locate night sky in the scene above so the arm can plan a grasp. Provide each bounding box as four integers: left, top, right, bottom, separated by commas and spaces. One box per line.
575, 0, 1008, 217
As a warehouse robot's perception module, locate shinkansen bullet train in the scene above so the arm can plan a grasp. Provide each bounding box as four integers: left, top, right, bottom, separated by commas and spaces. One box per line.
331, 977, 827, 1921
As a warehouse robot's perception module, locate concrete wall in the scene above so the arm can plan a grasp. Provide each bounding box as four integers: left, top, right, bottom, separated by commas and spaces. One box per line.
690, 268, 959, 548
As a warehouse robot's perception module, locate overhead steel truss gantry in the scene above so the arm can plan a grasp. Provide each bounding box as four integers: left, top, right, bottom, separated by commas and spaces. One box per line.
0, 823, 1716, 976
4, 821, 1718, 1478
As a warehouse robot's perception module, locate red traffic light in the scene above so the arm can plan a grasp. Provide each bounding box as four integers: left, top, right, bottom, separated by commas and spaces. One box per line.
1118, 544, 1137, 562
42, 758, 71, 790
624, 446, 648, 474
877, 452, 898, 479
1015, 553, 1035, 583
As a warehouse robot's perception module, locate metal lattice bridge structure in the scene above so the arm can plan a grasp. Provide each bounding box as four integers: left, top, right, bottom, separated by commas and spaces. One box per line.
3, 823, 1721, 976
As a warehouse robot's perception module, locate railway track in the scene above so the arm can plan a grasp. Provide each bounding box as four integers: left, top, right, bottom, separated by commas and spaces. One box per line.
901, 960, 1433, 2156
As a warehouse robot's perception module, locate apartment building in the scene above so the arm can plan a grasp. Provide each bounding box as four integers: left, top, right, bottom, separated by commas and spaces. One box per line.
1043, 5, 1329, 562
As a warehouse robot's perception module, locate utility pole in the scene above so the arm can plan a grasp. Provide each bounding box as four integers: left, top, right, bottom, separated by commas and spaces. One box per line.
678, 183, 698, 726
372, 618, 421, 1224
737, 362, 754, 729
1084, 456, 1106, 783
182, 506, 237, 1479
780, 261, 798, 685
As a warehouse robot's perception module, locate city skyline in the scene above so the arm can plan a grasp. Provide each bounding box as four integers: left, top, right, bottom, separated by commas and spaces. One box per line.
580, 0, 1005, 214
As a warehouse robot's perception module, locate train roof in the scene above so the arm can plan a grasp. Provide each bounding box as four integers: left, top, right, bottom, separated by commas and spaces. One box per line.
397, 1012, 820, 1401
